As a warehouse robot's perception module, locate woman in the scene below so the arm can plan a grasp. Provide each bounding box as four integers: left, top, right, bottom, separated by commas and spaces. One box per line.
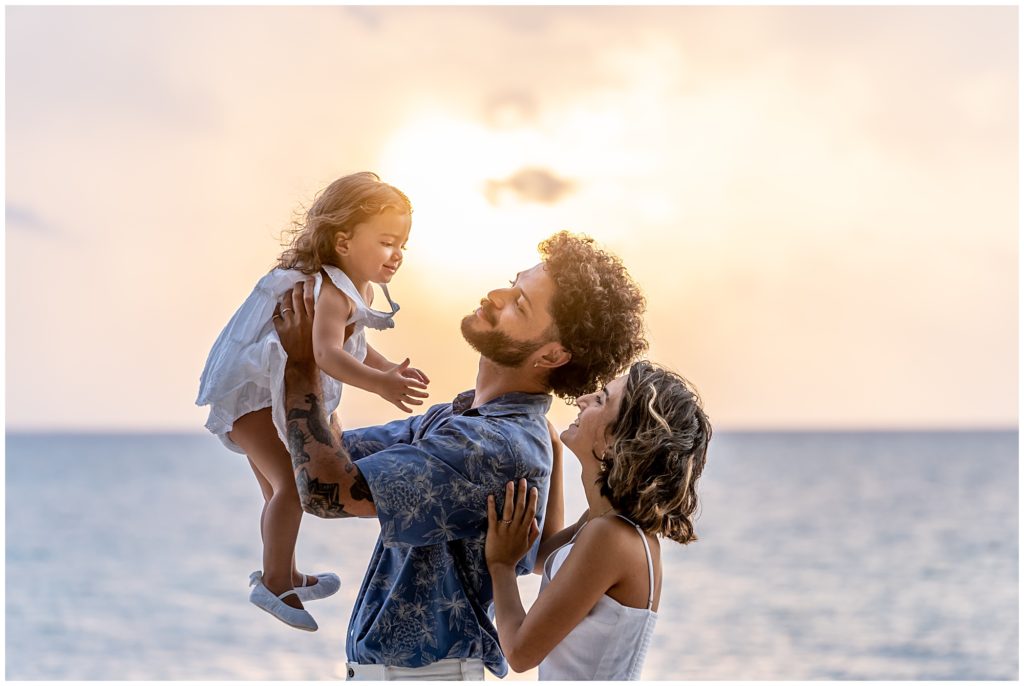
486, 360, 711, 680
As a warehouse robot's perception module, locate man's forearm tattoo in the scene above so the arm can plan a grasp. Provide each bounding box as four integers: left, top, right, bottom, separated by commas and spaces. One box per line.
285, 389, 374, 517
295, 468, 351, 519
286, 394, 332, 445
287, 424, 311, 466
345, 462, 374, 504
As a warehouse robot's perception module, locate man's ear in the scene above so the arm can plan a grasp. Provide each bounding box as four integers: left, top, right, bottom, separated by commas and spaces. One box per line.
534, 343, 571, 370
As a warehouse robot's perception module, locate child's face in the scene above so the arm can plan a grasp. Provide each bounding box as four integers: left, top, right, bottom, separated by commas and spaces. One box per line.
335, 209, 411, 285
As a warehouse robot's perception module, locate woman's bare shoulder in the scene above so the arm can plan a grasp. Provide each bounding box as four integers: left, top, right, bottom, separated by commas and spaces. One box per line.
572, 515, 641, 560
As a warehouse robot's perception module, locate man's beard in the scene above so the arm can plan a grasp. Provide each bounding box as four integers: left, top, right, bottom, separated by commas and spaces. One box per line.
461, 314, 546, 368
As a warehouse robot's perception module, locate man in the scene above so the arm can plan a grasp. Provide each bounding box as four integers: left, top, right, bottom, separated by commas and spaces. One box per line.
273, 231, 647, 680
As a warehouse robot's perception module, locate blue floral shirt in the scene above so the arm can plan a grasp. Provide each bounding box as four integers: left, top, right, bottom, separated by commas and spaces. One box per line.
342, 389, 553, 677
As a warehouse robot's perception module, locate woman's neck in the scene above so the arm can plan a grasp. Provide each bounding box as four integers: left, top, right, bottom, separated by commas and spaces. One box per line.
582, 474, 615, 521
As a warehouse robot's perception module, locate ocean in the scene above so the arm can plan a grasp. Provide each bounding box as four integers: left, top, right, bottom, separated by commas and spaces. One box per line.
5, 430, 1018, 680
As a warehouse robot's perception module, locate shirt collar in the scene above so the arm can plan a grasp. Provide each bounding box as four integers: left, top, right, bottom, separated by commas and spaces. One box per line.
451, 389, 552, 417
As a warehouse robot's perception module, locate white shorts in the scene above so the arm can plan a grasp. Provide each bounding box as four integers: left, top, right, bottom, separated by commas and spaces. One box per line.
345, 658, 486, 681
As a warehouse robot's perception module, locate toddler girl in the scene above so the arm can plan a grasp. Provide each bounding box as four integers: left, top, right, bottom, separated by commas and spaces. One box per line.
196, 172, 428, 631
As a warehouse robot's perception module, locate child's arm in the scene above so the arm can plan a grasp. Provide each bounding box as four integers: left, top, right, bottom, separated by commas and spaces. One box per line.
364, 343, 431, 386
312, 279, 428, 413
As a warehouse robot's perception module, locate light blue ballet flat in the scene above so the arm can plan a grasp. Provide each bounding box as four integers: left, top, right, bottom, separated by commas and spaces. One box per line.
248, 571, 318, 632
293, 572, 341, 603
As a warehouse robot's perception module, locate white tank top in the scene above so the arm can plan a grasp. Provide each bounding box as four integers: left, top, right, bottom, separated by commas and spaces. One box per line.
537, 514, 658, 681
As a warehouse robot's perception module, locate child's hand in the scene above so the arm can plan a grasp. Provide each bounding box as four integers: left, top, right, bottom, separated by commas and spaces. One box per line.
377, 358, 429, 413
400, 365, 430, 386
486, 479, 540, 571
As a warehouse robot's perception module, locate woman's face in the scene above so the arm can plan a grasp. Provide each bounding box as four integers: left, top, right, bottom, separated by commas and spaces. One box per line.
560, 374, 627, 463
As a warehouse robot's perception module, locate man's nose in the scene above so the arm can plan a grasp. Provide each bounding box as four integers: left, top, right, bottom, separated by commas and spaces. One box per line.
485, 288, 509, 308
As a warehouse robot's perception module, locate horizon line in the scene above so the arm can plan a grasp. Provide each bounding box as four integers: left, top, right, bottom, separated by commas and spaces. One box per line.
5, 425, 1019, 436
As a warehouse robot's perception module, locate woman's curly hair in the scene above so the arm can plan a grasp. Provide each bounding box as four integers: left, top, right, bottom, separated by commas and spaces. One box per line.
540, 231, 648, 400
597, 361, 712, 545
277, 172, 411, 275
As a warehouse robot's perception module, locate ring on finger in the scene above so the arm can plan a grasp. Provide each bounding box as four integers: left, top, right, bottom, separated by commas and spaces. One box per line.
499, 519, 513, 525
281, 308, 294, 315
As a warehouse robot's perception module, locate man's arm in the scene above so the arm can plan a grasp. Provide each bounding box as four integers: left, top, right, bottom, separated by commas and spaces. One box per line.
275, 279, 376, 519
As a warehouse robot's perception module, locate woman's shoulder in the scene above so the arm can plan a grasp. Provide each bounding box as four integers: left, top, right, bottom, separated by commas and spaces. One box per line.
573, 515, 643, 558
575, 514, 661, 609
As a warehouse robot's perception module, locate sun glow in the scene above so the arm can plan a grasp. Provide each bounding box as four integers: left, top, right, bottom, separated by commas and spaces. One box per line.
376, 112, 572, 283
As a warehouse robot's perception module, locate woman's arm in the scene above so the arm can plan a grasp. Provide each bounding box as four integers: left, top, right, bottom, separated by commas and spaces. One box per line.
487, 483, 627, 673
533, 508, 588, 575
540, 422, 563, 536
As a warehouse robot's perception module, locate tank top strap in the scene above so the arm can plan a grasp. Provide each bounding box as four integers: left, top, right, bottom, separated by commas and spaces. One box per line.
615, 514, 655, 610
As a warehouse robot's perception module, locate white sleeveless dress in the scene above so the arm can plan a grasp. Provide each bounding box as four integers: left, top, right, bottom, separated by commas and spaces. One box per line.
537, 514, 659, 681
196, 265, 399, 454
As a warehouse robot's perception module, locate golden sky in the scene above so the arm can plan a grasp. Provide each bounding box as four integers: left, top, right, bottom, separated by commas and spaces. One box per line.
5, 6, 1018, 431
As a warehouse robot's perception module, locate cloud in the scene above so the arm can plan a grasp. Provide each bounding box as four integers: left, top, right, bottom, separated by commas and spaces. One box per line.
6, 205, 57, 235
484, 167, 575, 206
344, 6, 384, 30
482, 90, 538, 129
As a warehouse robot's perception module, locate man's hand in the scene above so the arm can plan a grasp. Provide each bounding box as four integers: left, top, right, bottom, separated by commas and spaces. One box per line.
274, 279, 316, 366
376, 358, 430, 413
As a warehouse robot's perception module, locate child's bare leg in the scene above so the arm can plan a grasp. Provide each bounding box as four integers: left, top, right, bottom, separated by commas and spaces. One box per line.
230, 408, 305, 610
246, 456, 272, 542
247, 456, 314, 589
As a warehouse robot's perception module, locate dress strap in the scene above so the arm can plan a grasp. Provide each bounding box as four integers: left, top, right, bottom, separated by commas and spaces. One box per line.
321, 265, 400, 330
615, 514, 655, 610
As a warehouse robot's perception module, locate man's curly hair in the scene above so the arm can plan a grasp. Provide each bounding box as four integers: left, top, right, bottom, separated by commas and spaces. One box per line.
540, 231, 648, 400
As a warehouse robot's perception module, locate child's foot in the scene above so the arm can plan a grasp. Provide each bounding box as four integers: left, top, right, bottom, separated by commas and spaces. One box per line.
294, 572, 342, 602
293, 573, 318, 589
248, 571, 318, 631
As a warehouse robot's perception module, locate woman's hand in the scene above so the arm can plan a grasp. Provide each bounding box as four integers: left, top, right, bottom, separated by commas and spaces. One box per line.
486, 479, 540, 571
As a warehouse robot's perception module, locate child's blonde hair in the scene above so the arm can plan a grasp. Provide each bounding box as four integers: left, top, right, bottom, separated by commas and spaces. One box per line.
277, 172, 412, 275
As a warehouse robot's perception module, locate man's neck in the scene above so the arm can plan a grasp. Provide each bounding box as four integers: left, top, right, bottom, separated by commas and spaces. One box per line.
471, 357, 550, 408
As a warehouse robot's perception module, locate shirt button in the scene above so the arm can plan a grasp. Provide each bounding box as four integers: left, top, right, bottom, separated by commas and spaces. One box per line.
347, 667, 355, 678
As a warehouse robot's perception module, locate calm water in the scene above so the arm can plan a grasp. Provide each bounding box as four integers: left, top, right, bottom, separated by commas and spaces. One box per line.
5, 430, 1018, 680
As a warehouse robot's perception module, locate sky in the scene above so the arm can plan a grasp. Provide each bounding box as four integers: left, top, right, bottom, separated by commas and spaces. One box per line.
5, 5, 1018, 432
